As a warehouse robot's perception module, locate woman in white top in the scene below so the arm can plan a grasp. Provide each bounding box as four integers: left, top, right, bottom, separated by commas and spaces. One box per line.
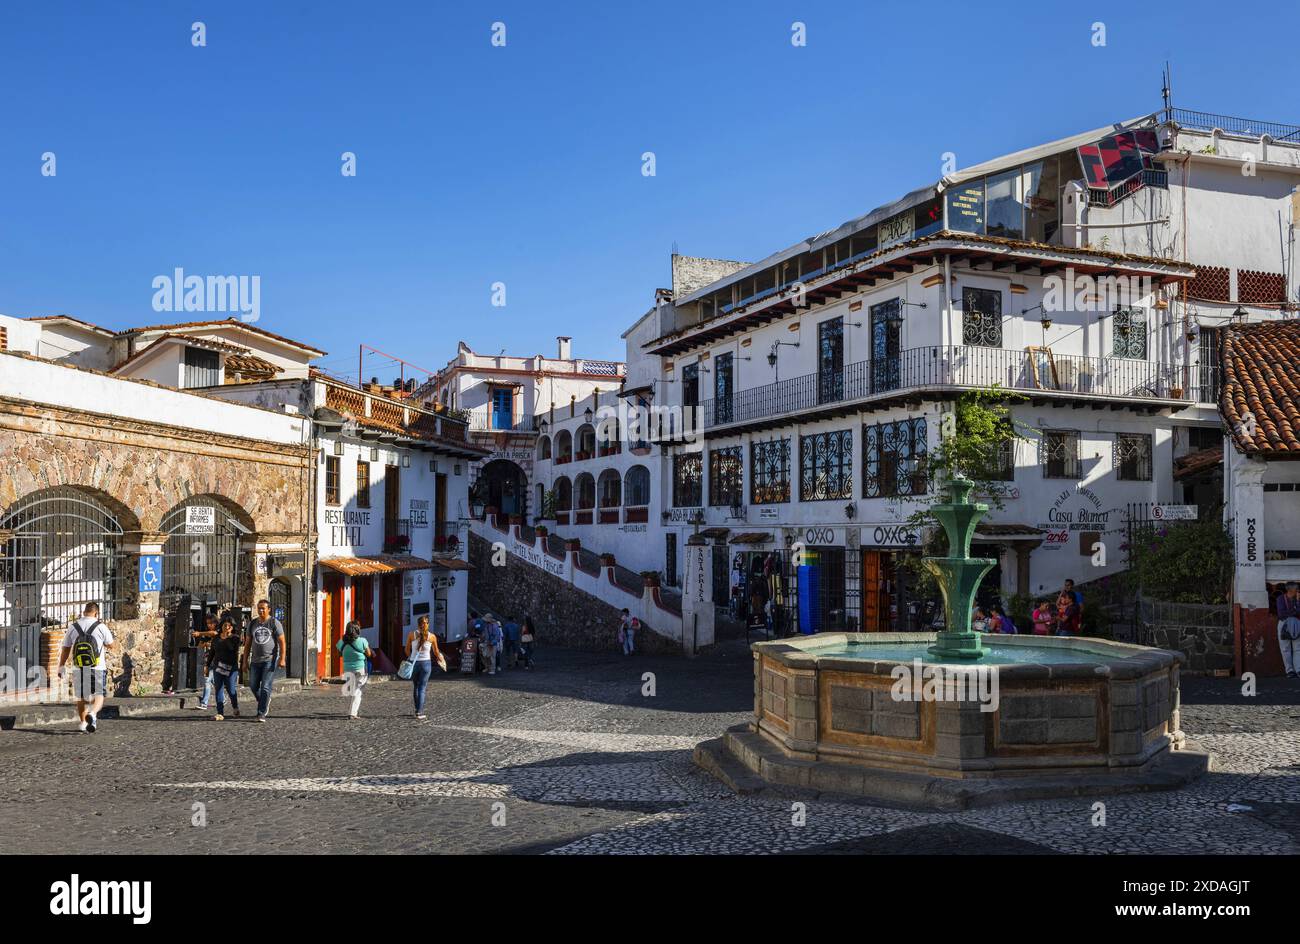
404, 615, 444, 720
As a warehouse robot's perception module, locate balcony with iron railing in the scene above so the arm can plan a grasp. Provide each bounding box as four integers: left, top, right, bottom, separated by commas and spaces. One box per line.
466, 409, 539, 433
432, 521, 463, 556
1164, 107, 1300, 143
699, 345, 1194, 431
384, 517, 412, 554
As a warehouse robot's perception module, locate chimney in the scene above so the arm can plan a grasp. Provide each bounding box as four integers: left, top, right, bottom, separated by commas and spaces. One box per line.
557, 336, 572, 360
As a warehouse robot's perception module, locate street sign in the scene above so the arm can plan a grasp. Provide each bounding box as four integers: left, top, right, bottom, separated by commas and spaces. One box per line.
138, 554, 162, 592
1151, 504, 1197, 521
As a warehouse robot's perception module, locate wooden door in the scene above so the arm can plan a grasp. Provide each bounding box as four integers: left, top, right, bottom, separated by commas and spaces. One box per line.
862, 552, 882, 632
318, 577, 344, 678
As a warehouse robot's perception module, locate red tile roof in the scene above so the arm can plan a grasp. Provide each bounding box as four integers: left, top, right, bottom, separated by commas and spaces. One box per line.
1221, 321, 1300, 458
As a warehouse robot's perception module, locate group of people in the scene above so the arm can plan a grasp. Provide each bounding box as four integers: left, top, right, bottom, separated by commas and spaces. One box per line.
972, 579, 1085, 637
471, 612, 537, 675
188, 599, 287, 721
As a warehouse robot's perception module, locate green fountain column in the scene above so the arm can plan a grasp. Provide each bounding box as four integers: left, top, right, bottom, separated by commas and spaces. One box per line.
923, 475, 997, 660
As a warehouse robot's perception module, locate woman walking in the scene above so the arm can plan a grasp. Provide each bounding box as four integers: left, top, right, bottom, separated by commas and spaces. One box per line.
336, 620, 373, 719
520, 614, 537, 670
404, 615, 445, 720
208, 617, 242, 721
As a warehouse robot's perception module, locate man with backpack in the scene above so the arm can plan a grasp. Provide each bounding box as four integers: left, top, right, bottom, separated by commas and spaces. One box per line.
57, 602, 114, 734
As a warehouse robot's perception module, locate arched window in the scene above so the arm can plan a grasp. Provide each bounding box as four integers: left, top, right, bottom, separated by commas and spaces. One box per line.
575, 424, 596, 459
555, 430, 573, 464
1, 486, 130, 629
575, 473, 596, 510
597, 470, 622, 508
537, 436, 552, 461
597, 416, 622, 455
554, 477, 572, 512
160, 496, 252, 610
624, 465, 651, 506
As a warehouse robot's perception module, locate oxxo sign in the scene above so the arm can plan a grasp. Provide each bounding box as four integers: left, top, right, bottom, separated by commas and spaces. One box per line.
866, 524, 919, 547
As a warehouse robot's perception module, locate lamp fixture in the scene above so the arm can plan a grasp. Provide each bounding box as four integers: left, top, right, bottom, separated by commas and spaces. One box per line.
332, 440, 345, 456
370, 447, 379, 462
844, 503, 857, 519
584, 406, 594, 423
401, 454, 410, 468
767, 339, 800, 374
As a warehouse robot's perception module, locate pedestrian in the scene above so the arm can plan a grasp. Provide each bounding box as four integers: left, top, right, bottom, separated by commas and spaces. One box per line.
1031, 599, 1054, 636
1276, 582, 1300, 678
190, 613, 219, 710
729, 561, 742, 619
404, 614, 445, 719
621, 611, 637, 655
1063, 579, 1083, 607
520, 615, 537, 669
208, 616, 242, 721
241, 599, 285, 723
502, 615, 521, 670
57, 602, 114, 734
989, 604, 1013, 634
1054, 592, 1081, 636
623, 616, 639, 655
971, 606, 988, 633
336, 620, 374, 718
482, 614, 503, 676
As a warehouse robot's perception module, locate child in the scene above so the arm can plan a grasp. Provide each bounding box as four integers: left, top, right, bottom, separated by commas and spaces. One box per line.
972, 607, 989, 633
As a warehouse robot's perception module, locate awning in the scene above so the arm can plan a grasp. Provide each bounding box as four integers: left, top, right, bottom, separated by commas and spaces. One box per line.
320, 554, 434, 576
698, 527, 731, 539
730, 532, 773, 545
1174, 445, 1223, 479
431, 557, 472, 571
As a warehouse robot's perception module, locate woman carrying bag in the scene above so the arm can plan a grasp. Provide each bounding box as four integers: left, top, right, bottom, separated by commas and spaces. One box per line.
208, 617, 242, 721
402, 615, 446, 720
336, 620, 373, 719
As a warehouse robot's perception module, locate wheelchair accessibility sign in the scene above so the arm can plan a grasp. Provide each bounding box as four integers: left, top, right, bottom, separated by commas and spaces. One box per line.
139, 554, 162, 592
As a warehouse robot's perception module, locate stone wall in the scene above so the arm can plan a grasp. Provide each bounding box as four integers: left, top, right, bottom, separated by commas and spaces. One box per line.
1137, 600, 1234, 674
1, 395, 312, 694
468, 533, 682, 654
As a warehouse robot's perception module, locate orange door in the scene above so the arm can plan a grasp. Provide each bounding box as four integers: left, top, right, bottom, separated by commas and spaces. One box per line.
862, 552, 882, 632
318, 577, 344, 678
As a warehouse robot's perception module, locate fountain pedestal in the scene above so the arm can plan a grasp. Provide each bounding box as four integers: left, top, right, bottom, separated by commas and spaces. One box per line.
924, 475, 995, 660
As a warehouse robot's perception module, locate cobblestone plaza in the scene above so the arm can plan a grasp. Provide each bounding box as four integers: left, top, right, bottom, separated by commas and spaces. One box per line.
2, 643, 1297, 855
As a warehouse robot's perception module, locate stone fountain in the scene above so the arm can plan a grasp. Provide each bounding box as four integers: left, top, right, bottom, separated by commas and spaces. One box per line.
694, 476, 1210, 810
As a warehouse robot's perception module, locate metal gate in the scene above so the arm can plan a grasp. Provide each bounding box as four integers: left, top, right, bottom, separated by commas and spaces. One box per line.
160, 498, 244, 614
0, 488, 127, 686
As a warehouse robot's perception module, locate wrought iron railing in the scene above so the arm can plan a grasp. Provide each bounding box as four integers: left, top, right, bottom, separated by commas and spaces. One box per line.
700, 345, 1183, 429
1190, 365, 1221, 405
384, 517, 412, 553
466, 410, 538, 433
1165, 107, 1300, 143
432, 522, 462, 554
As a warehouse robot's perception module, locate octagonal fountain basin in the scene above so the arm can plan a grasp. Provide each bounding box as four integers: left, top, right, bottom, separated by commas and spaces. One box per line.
695, 632, 1212, 811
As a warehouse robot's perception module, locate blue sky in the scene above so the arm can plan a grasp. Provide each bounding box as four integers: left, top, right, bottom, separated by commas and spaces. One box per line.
2, 1, 1297, 380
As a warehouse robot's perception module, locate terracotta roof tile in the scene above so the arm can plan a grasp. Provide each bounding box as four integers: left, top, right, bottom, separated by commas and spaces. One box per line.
1220, 321, 1300, 458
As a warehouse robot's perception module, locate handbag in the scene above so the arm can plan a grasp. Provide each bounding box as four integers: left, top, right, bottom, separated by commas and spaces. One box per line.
397, 647, 417, 680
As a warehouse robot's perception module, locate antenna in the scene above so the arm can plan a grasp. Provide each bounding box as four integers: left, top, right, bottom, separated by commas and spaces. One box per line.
1161, 61, 1172, 117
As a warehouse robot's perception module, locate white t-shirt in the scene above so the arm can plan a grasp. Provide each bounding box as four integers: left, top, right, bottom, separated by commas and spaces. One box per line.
62, 618, 113, 668
406, 632, 433, 662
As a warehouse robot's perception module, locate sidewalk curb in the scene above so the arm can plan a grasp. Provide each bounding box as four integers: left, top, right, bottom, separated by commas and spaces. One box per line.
0, 678, 303, 730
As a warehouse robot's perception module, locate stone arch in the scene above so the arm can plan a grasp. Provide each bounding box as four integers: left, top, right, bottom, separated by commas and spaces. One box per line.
0, 485, 138, 627
554, 476, 572, 512
576, 424, 596, 457
624, 465, 651, 506
537, 435, 552, 461
574, 472, 596, 510
555, 429, 573, 462
597, 468, 621, 508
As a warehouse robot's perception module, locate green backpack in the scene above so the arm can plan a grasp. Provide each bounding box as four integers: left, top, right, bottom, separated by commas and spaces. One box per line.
70, 621, 104, 668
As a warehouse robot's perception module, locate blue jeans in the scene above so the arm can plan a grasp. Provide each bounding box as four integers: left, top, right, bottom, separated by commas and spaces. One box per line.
248, 661, 276, 716
214, 670, 239, 714
198, 669, 214, 708
411, 660, 433, 714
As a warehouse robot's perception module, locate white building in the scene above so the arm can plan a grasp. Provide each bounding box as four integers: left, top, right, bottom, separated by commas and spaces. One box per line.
526, 105, 1300, 638
422, 338, 624, 523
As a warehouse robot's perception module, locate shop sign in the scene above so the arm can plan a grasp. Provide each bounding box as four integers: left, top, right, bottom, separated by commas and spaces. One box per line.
878, 211, 914, 249
862, 524, 920, 547
1152, 504, 1197, 521
758, 507, 779, 521
410, 499, 430, 529
266, 553, 307, 577
185, 506, 215, 535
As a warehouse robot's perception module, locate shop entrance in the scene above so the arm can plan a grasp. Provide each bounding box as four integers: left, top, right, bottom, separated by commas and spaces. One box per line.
319, 575, 344, 678
269, 578, 292, 675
